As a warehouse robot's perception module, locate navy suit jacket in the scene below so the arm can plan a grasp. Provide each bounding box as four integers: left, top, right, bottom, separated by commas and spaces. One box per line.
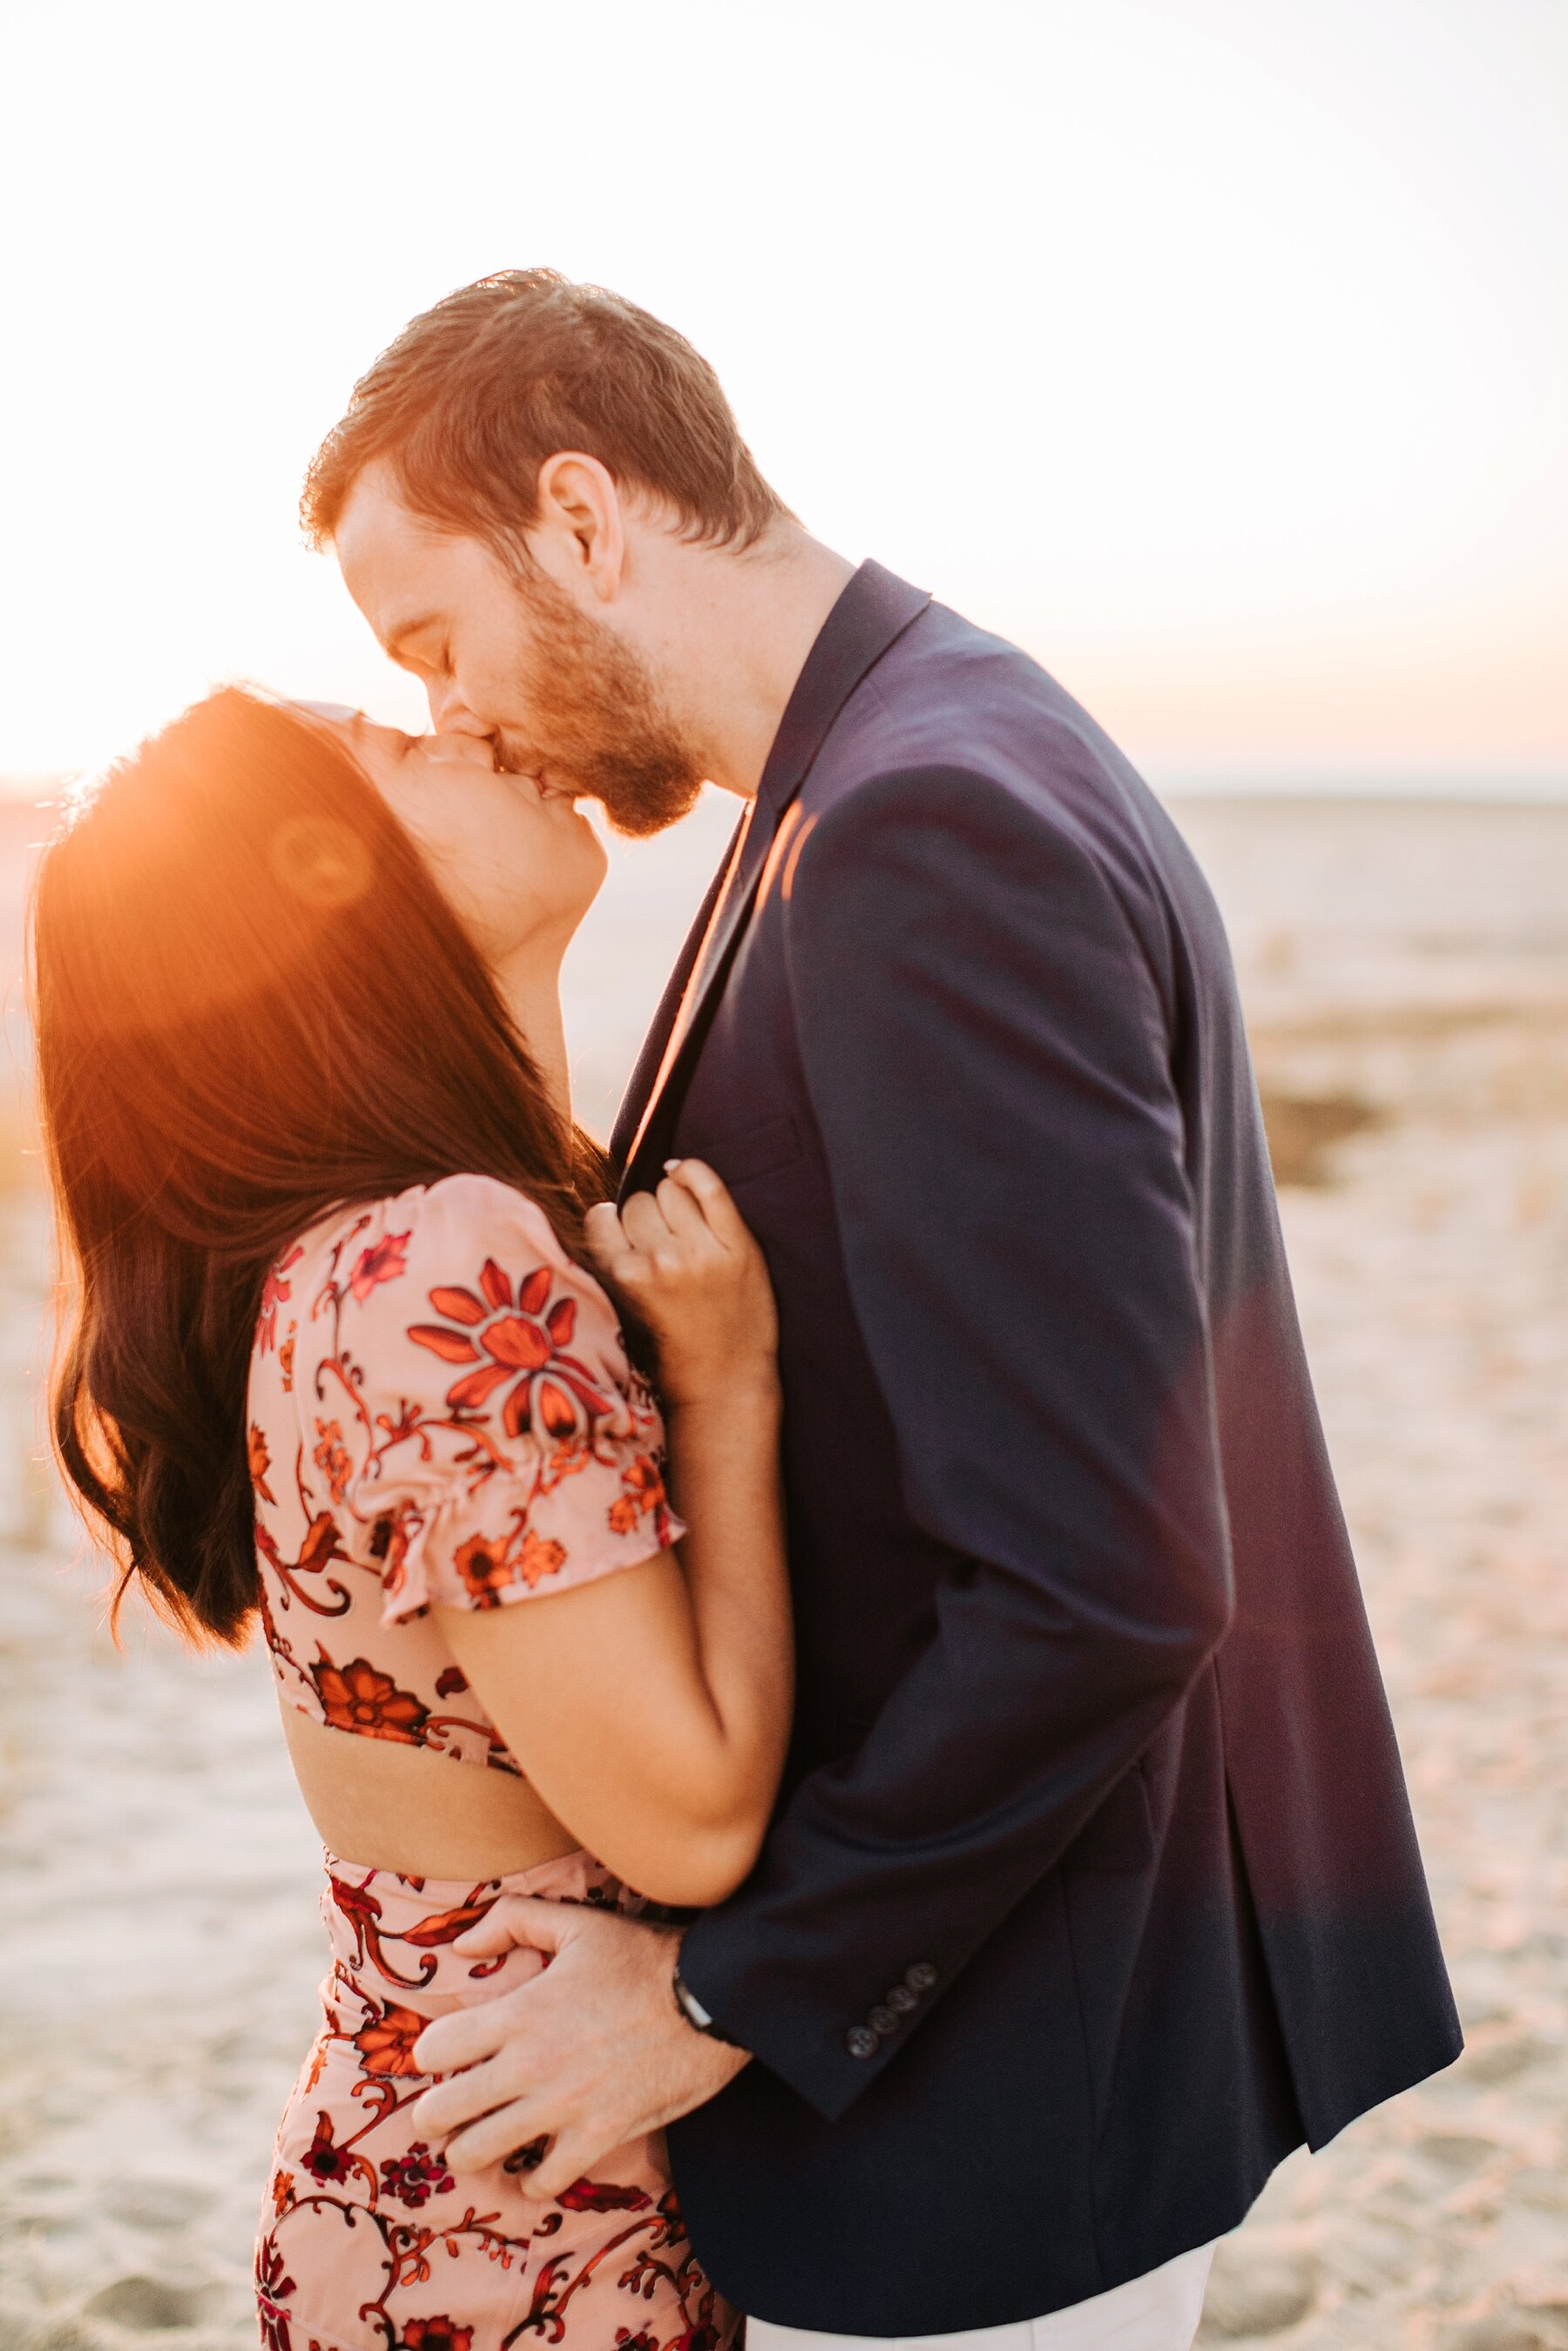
613, 564, 1460, 2334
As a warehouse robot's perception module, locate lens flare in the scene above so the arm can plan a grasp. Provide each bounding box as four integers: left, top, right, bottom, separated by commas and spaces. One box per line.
267, 814, 375, 911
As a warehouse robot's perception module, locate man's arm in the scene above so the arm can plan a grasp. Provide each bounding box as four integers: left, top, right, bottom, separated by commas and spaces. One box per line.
673, 765, 1233, 2119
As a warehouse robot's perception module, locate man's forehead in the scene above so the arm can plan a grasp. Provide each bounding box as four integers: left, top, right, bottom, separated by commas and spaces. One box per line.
335, 470, 456, 638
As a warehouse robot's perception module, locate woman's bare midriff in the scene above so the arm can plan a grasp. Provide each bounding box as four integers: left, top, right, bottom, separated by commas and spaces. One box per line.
282, 1708, 584, 1880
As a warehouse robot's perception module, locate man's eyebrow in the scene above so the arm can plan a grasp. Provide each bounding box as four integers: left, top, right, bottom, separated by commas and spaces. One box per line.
382, 611, 443, 661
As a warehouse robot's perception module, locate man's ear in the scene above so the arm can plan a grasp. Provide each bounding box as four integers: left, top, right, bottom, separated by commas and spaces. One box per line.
531, 452, 626, 605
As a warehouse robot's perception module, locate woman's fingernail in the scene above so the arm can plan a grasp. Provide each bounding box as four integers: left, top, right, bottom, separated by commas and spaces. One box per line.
664, 1159, 682, 1172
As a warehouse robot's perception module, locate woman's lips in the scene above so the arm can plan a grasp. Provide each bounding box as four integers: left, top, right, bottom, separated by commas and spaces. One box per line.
496, 743, 572, 801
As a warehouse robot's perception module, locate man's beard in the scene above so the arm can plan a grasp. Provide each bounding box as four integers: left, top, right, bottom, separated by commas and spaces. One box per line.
496, 573, 705, 838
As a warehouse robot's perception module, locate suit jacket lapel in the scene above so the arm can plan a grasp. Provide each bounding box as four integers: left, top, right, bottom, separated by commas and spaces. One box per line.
618, 563, 931, 1199
608, 814, 743, 1172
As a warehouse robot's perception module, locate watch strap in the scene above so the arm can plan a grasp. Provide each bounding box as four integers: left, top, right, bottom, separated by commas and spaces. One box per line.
672, 1963, 741, 2046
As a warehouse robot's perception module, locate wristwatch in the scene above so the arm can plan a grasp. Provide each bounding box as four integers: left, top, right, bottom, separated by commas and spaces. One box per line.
672, 1963, 743, 2047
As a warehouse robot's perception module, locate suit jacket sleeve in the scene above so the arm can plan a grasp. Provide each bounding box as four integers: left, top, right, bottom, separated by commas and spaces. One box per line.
674, 766, 1236, 2123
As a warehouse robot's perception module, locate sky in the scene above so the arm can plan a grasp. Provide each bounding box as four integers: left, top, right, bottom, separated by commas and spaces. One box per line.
1, 0, 1564, 792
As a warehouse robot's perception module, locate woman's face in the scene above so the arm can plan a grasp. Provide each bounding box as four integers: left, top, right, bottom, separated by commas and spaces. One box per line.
301, 706, 608, 975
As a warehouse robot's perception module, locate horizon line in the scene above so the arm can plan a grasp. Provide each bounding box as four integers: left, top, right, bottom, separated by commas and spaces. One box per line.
3, 765, 1566, 810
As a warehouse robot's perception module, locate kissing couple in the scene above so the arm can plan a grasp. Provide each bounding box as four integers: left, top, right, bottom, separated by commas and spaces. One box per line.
34, 271, 1460, 2351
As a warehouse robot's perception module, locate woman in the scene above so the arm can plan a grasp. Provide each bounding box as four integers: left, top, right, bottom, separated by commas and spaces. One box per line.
31, 689, 791, 2351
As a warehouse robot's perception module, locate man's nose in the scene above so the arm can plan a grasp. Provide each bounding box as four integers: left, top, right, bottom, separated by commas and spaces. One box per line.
424, 678, 489, 736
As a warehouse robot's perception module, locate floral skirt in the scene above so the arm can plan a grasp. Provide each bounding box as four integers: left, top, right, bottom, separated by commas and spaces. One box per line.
256, 1848, 737, 2351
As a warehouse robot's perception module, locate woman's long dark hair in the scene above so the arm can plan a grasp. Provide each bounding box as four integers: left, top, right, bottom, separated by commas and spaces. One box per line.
31, 688, 610, 1645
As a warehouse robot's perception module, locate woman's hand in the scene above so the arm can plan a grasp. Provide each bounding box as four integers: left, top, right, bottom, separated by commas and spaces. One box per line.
585, 1160, 779, 1409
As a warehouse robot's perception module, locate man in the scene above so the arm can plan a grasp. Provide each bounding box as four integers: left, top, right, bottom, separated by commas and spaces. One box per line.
301, 269, 1460, 2350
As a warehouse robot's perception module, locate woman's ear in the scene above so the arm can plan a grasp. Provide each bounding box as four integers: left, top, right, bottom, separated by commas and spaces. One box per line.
531, 451, 627, 605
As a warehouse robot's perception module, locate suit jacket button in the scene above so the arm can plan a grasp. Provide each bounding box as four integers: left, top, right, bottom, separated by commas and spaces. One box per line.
846, 2025, 879, 2060
868, 2004, 900, 2037
886, 1984, 918, 2014
905, 1962, 938, 1993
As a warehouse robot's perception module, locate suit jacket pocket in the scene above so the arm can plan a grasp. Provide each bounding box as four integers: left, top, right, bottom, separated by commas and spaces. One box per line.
715, 1112, 802, 1189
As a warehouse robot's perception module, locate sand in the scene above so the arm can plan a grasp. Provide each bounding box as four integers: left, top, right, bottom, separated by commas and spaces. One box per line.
1, 794, 1565, 2349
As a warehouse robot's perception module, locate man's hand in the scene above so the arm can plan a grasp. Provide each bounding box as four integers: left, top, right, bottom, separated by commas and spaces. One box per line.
411, 1898, 750, 2197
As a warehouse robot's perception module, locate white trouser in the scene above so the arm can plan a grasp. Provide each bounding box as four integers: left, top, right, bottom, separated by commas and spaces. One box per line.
747, 2242, 1213, 2351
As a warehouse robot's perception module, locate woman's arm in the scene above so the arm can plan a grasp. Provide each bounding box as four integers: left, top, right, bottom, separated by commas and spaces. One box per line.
434, 1162, 792, 1908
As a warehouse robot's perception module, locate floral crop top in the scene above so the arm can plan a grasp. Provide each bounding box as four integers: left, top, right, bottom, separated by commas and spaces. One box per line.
247, 1174, 682, 1777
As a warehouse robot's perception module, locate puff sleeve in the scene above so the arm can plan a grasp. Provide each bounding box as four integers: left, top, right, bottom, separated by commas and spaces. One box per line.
308, 1175, 682, 1625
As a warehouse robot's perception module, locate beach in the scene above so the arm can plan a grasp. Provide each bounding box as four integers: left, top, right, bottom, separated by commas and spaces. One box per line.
1, 792, 1565, 2350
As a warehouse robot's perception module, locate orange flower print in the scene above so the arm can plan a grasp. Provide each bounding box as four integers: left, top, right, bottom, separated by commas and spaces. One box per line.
311, 1654, 429, 1744
352, 1998, 428, 2078
452, 1531, 510, 1606
608, 1453, 668, 1537
258, 1246, 303, 1354
312, 1419, 354, 1503
408, 1258, 615, 1442
519, 1530, 568, 1587
398, 2323, 473, 2351
348, 1229, 409, 1302
278, 1328, 295, 1392
452, 1528, 570, 1603
248, 1422, 275, 1504
269, 2167, 295, 2217
450, 1524, 571, 1603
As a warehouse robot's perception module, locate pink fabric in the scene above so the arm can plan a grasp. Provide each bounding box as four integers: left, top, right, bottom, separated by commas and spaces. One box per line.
256, 1848, 737, 2351
247, 1176, 683, 1775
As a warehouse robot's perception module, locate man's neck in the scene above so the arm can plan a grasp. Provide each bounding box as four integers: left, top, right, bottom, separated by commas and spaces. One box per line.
660, 528, 857, 801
